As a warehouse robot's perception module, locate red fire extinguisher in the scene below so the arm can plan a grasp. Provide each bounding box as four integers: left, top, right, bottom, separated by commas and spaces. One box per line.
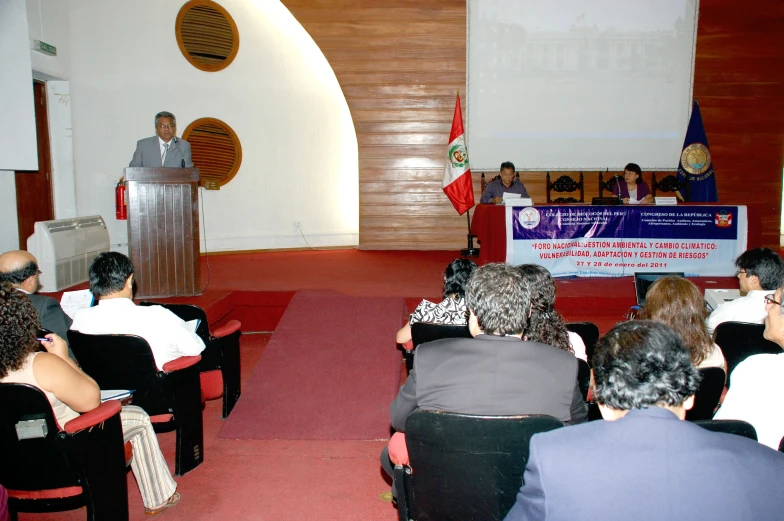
115, 177, 127, 220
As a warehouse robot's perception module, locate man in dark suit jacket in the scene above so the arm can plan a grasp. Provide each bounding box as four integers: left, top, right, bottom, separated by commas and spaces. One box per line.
0, 250, 75, 360
129, 111, 193, 168
382, 263, 587, 477
504, 320, 784, 521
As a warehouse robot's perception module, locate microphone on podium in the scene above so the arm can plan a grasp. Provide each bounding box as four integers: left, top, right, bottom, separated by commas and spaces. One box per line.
173, 137, 185, 168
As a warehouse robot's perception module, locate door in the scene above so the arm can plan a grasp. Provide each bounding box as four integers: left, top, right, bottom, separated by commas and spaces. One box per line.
15, 80, 54, 248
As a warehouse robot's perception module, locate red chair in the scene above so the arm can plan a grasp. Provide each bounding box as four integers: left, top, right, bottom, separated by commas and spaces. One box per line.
68, 331, 204, 476
140, 302, 242, 418
0, 383, 129, 521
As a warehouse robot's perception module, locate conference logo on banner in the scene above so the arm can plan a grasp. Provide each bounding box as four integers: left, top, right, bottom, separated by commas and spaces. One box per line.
518, 207, 541, 229
715, 210, 733, 228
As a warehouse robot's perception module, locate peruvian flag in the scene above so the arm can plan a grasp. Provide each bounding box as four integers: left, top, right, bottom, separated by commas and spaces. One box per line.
442, 94, 475, 215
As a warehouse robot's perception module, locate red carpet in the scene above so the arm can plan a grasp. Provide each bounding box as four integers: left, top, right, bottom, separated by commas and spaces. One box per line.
219, 290, 405, 440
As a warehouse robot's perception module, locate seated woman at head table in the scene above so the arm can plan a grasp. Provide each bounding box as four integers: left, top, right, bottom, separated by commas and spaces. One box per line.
612, 162, 654, 205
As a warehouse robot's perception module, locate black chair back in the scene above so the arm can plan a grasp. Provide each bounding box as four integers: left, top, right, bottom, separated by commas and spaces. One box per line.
686, 367, 726, 421
694, 419, 757, 441
68, 331, 204, 475
0, 384, 128, 520
140, 301, 242, 418
408, 323, 473, 371
576, 359, 590, 401
395, 410, 562, 521
651, 172, 690, 201
565, 321, 599, 363
546, 172, 584, 203
598, 172, 625, 198
68, 331, 174, 416
713, 321, 781, 384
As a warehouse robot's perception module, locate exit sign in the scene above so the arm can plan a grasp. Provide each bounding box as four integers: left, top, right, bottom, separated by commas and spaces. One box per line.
32, 40, 57, 56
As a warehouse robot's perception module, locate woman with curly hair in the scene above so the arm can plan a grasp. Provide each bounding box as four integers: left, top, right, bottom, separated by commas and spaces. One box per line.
639, 276, 725, 369
517, 264, 586, 361
0, 283, 181, 517
396, 258, 477, 344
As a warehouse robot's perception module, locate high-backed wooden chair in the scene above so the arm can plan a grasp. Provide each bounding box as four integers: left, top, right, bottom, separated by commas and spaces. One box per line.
713, 321, 781, 385
651, 172, 690, 200
394, 410, 563, 521
546, 172, 584, 203
0, 384, 129, 521
598, 172, 625, 198
140, 302, 242, 419
68, 331, 204, 476
480, 171, 520, 194
686, 367, 726, 421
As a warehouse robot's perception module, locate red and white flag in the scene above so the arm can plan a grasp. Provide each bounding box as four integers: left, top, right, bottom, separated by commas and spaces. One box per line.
442, 94, 474, 215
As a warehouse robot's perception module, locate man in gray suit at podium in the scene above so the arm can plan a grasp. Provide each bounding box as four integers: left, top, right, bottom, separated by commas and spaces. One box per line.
129, 111, 193, 168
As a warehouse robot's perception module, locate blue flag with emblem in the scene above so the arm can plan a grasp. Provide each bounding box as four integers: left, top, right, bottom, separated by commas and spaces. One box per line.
677, 100, 717, 202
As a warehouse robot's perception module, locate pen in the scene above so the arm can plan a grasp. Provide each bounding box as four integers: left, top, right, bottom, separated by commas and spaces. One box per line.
36, 338, 53, 342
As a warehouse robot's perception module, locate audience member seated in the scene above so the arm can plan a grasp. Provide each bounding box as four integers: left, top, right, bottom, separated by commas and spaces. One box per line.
396, 258, 476, 345
518, 264, 586, 361
0, 250, 75, 360
714, 278, 784, 449
382, 263, 587, 479
639, 277, 725, 370
611, 162, 653, 205
707, 247, 784, 333
70, 252, 204, 370
480, 161, 530, 204
503, 320, 784, 521
0, 283, 181, 517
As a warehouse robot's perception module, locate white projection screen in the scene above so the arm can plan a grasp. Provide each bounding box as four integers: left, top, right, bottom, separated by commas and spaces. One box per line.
467, 0, 699, 171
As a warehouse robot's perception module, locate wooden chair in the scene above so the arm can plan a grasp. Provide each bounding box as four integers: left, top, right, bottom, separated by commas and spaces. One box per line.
713, 321, 781, 385
405, 322, 472, 371
686, 367, 726, 421
480, 171, 520, 194
546, 172, 584, 203
651, 172, 690, 201
693, 419, 757, 441
565, 321, 600, 363
140, 302, 242, 419
68, 331, 204, 476
598, 172, 624, 198
0, 384, 129, 521
394, 410, 563, 521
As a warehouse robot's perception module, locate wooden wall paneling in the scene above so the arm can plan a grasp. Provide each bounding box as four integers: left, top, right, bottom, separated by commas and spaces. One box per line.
284, 0, 784, 250
283, 0, 469, 250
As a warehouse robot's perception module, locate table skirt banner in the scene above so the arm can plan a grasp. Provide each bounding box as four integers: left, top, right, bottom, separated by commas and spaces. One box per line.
505, 205, 748, 277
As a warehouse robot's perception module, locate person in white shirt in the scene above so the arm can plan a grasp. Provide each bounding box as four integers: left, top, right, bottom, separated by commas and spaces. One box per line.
713, 280, 784, 450
706, 248, 784, 334
70, 252, 204, 370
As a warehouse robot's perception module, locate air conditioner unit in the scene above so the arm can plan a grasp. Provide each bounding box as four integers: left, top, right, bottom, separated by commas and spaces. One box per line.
27, 215, 110, 293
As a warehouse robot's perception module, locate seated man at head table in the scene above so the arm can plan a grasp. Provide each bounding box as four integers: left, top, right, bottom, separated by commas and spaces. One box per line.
503, 320, 784, 521
69, 252, 204, 370
480, 161, 530, 204
0, 250, 75, 361
381, 262, 587, 480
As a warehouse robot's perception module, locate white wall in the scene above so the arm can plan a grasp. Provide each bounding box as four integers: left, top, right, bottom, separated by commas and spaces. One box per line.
64, 0, 358, 252
0, 0, 37, 170
0, 172, 19, 253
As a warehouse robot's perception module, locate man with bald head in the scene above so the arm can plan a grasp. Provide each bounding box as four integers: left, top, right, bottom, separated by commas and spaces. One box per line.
0, 250, 74, 359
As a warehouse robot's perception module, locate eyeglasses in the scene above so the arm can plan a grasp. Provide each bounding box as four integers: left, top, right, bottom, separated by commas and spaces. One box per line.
157, 124, 176, 130
764, 294, 781, 307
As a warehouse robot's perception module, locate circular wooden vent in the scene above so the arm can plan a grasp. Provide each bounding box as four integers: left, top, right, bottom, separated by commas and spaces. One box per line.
175, 0, 239, 72
182, 118, 242, 190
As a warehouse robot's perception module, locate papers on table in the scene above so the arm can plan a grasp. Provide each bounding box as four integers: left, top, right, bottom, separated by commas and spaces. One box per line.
504, 196, 533, 207
100, 389, 133, 402
60, 289, 94, 319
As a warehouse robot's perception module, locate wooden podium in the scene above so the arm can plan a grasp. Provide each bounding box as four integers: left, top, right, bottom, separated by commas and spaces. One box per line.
123, 167, 201, 298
